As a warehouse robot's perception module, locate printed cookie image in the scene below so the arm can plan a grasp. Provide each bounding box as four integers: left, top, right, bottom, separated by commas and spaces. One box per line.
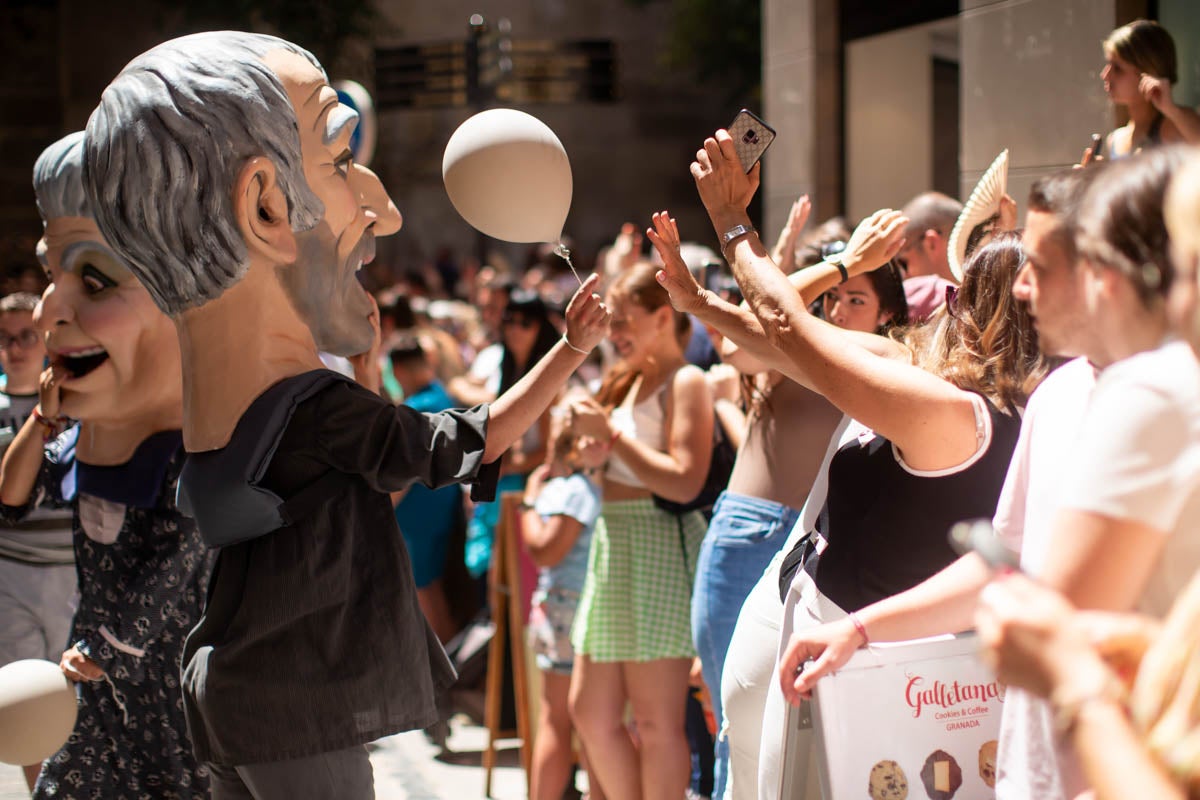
978, 739, 999, 788
920, 749, 963, 799
868, 759, 909, 800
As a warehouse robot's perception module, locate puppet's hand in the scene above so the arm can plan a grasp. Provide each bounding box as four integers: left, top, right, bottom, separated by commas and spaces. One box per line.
564, 274, 609, 353
61, 645, 104, 683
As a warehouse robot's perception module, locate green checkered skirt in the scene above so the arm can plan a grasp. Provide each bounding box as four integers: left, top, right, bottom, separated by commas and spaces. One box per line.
571, 498, 705, 662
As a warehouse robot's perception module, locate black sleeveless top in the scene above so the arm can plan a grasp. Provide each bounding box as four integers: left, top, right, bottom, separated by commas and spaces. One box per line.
780, 397, 1021, 612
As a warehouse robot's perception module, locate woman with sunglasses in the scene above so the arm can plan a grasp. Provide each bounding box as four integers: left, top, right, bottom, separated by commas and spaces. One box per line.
464, 290, 561, 580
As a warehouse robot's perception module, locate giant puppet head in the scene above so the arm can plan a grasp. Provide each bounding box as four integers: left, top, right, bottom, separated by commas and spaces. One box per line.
33, 131, 182, 457
81, 31, 401, 358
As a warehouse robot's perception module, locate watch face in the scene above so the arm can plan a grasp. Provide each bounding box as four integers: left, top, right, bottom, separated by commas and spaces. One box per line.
724, 225, 751, 245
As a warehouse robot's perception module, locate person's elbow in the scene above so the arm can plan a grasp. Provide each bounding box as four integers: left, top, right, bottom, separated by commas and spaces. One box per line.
525, 540, 560, 569
655, 467, 710, 504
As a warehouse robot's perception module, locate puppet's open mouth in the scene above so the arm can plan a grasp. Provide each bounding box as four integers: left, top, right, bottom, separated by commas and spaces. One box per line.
61, 349, 109, 379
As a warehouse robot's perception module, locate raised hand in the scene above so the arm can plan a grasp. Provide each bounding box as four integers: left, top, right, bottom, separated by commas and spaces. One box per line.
38, 363, 66, 420
1139, 73, 1176, 113
607, 222, 643, 274
779, 617, 866, 705
691, 130, 760, 224
647, 211, 707, 316
998, 194, 1019, 232
563, 273, 610, 353
772, 194, 812, 271
843, 208, 908, 276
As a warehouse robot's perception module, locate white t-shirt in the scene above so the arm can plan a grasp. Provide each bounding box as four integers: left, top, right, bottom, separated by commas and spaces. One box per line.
1059, 339, 1200, 617
997, 342, 1200, 799
993, 357, 1096, 800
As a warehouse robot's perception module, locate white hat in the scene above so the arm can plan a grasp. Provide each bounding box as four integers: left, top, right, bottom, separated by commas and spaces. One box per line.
948, 150, 1009, 281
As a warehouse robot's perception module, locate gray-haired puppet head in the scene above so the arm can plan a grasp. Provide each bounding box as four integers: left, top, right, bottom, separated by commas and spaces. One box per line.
33, 131, 91, 223
83, 31, 327, 315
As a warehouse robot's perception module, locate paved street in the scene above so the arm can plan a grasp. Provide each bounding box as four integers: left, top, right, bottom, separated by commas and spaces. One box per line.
0, 716, 531, 799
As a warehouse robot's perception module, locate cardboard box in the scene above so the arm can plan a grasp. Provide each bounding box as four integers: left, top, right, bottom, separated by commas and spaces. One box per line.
810, 633, 1003, 799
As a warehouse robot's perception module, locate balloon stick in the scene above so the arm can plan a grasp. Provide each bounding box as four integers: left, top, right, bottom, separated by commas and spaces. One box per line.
553, 241, 585, 288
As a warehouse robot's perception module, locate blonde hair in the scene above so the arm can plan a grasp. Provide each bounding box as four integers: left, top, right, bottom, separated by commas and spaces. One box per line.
1104, 20, 1178, 84
896, 233, 1045, 413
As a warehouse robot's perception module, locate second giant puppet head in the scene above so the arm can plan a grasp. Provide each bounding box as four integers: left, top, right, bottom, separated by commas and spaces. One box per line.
33, 132, 183, 463
81, 32, 402, 449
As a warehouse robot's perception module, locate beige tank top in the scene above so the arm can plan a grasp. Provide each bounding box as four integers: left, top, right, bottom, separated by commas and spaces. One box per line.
605, 376, 668, 488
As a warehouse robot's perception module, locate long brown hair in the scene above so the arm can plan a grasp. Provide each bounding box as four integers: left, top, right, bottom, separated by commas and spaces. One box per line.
594, 261, 691, 408
897, 232, 1045, 413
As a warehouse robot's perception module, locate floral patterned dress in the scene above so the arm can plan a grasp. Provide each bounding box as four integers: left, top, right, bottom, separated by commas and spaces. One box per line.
22, 431, 214, 800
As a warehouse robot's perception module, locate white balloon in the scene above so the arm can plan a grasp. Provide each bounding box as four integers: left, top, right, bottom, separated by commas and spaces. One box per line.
0, 659, 77, 765
443, 109, 572, 244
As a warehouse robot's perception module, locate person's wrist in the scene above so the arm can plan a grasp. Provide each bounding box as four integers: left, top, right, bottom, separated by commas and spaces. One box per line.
562, 332, 589, 355
1050, 661, 1126, 737
710, 208, 753, 238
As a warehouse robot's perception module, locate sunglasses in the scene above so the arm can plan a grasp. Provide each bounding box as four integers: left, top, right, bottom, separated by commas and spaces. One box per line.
0, 329, 41, 351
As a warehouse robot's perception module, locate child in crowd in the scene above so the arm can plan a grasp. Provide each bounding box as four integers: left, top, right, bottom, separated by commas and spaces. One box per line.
520, 412, 609, 800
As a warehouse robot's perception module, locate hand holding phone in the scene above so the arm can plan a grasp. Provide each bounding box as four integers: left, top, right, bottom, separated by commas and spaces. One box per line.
728, 109, 777, 173
1082, 133, 1103, 167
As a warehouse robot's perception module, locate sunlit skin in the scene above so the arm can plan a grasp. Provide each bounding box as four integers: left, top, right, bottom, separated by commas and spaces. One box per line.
605, 295, 675, 365
0, 310, 45, 394
35, 216, 182, 444
1013, 210, 1090, 359
821, 273, 892, 334
264, 49, 402, 357
1102, 51, 1143, 106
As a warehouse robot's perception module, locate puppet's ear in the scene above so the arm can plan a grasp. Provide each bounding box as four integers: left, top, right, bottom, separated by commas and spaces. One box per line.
234, 157, 297, 264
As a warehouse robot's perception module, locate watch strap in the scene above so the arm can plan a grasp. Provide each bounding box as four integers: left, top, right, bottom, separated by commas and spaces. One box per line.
721, 223, 756, 254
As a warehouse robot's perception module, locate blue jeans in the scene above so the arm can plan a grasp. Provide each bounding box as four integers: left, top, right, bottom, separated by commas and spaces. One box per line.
691, 492, 801, 799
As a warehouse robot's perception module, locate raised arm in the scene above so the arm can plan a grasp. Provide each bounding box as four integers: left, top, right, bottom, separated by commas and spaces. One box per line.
770, 194, 811, 272
0, 365, 66, 508
1141, 73, 1200, 145
690, 130, 980, 471
649, 212, 890, 383
484, 274, 610, 462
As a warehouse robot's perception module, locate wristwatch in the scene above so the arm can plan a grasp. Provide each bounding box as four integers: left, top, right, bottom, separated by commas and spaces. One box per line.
721, 223, 756, 254
825, 251, 850, 284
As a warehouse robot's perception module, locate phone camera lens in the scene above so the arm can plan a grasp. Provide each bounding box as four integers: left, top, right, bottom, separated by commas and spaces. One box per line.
743, 130, 758, 144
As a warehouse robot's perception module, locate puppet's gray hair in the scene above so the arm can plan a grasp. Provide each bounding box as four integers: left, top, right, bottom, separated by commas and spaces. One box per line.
33, 132, 91, 222
83, 31, 326, 315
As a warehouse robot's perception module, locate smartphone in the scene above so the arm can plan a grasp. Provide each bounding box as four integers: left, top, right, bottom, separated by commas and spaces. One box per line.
947, 518, 1022, 572
728, 109, 777, 173
1086, 133, 1103, 163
